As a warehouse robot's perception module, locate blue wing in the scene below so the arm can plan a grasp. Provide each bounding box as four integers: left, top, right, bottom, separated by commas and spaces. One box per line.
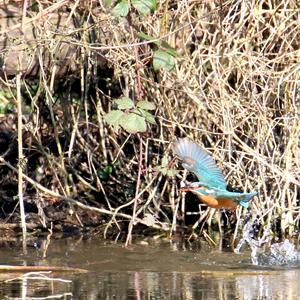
173, 138, 226, 189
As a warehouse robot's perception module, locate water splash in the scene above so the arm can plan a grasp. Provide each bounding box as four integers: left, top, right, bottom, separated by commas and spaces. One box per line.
235, 214, 300, 266
234, 213, 271, 265
257, 239, 300, 266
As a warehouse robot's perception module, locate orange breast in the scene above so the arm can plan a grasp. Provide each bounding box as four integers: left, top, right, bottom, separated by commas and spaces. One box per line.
196, 194, 237, 210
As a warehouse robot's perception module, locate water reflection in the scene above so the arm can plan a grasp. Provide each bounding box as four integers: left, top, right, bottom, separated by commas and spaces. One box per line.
1, 237, 300, 299
74, 268, 300, 299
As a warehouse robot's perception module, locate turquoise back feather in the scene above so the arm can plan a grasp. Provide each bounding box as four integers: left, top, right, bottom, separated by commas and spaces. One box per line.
173, 138, 226, 189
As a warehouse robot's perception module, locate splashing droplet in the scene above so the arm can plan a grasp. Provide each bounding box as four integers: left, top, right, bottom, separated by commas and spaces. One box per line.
235, 214, 300, 266
257, 240, 300, 266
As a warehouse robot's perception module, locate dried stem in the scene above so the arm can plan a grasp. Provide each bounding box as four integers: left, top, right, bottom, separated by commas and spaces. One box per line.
16, 72, 27, 252
125, 135, 144, 246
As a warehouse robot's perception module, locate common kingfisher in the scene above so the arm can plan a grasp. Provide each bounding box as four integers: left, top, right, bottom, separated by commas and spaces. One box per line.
173, 138, 257, 210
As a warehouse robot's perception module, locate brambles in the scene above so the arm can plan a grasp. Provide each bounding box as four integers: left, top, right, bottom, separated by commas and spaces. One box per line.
112, 0, 157, 17
105, 97, 156, 133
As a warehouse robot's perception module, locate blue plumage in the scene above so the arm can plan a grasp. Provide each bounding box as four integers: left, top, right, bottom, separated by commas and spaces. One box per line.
173, 138, 257, 208
173, 138, 226, 188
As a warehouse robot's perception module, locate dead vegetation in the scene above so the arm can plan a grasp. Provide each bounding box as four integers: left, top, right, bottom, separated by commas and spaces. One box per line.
0, 0, 299, 243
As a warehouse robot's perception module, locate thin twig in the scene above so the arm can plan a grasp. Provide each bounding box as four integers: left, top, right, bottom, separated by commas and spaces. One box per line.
125, 135, 144, 246
16, 72, 27, 252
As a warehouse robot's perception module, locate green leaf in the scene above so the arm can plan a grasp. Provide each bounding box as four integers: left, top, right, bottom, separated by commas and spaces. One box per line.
158, 166, 179, 176
120, 113, 147, 133
132, 0, 156, 14
161, 155, 169, 167
104, 110, 124, 127
104, 165, 113, 174
153, 50, 175, 71
166, 169, 179, 176
112, 0, 129, 17
114, 97, 135, 110
157, 156, 179, 176
98, 165, 113, 180
133, 108, 156, 125
136, 32, 161, 47
137, 100, 156, 110
142, 110, 156, 125
136, 32, 180, 57
160, 43, 180, 57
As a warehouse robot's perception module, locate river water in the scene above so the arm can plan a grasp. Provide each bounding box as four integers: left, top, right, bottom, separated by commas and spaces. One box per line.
0, 236, 299, 299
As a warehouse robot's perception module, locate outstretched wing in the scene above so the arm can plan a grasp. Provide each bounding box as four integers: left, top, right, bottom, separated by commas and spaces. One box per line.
173, 138, 226, 189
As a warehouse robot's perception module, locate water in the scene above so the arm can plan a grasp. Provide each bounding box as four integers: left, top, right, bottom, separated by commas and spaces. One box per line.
0, 235, 300, 299
235, 214, 300, 267
257, 239, 300, 266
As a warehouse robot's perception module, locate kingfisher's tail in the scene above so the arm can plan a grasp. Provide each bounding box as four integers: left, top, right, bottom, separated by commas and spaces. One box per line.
215, 189, 257, 208
239, 192, 258, 208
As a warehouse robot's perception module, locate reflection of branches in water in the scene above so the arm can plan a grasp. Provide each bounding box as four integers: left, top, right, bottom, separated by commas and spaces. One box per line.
5, 271, 72, 299
5, 270, 72, 283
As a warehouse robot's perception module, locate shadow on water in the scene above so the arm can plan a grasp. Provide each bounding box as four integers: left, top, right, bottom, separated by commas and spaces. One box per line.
0, 233, 300, 300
